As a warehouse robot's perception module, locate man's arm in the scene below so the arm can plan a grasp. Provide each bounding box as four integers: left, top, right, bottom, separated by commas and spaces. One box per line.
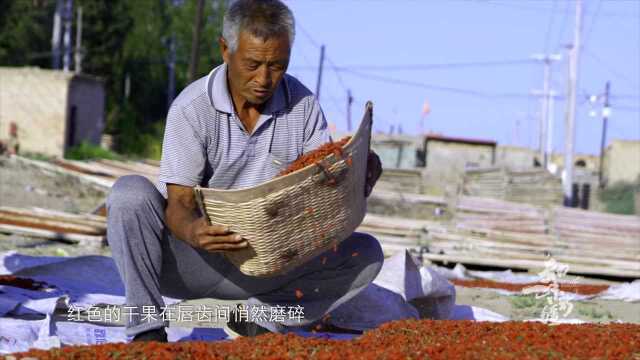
159, 103, 245, 251
165, 184, 248, 251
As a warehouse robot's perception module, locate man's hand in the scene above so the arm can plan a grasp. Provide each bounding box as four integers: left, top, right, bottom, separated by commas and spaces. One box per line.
365, 150, 382, 197
186, 217, 248, 252
166, 184, 248, 252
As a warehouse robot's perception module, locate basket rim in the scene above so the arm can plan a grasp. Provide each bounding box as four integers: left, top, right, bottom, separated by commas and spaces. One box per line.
196, 102, 373, 203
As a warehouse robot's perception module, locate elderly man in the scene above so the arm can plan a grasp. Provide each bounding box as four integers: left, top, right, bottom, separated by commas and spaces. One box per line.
107, 0, 383, 342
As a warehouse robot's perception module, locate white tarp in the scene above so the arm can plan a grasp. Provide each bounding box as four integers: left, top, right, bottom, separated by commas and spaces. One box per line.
599, 280, 640, 302
5, 250, 616, 355
328, 250, 459, 330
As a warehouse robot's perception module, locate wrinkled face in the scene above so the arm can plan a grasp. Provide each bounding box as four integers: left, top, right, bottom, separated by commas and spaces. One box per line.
221, 31, 291, 106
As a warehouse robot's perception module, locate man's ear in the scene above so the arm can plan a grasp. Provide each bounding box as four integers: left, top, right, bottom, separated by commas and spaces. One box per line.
219, 37, 230, 64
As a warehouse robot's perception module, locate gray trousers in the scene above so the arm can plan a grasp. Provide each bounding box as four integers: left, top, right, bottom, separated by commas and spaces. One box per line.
106, 175, 384, 337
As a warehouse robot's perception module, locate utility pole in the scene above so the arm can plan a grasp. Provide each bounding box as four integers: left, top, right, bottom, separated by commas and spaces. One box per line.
346, 89, 353, 132
598, 81, 611, 188
315, 45, 325, 100
532, 53, 561, 168
563, 0, 583, 207
188, 0, 206, 83
546, 90, 558, 170
74, 6, 83, 74
62, 0, 73, 72
51, 0, 63, 69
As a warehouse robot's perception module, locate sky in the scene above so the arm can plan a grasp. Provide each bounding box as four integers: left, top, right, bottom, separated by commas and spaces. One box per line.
283, 0, 640, 155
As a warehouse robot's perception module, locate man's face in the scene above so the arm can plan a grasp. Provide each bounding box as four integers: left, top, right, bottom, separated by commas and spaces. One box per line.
221, 31, 291, 106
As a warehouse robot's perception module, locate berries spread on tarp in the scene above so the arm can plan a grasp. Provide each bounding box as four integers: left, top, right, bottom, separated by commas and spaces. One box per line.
0, 275, 49, 291
12, 319, 640, 359
450, 278, 610, 296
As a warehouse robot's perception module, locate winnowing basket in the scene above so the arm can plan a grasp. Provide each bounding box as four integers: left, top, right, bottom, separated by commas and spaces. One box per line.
195, 102, 373, 277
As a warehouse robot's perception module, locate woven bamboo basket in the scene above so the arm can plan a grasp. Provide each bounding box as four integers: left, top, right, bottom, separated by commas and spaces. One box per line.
194, 102, 373, 277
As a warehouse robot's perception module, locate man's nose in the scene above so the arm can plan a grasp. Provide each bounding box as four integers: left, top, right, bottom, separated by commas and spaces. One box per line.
256, 66, 272, 87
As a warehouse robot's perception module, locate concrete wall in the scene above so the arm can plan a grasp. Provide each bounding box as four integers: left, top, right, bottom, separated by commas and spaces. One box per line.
425, 140, 495, 180
549, 153, 600, 172
0, 67, 104, 157
371, 135, 419, 169
603, 140, 640, 185
496, 145, 536, 169
0, 67, 70, 157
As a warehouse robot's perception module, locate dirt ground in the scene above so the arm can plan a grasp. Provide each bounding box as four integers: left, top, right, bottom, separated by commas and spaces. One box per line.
0, 156, 109, 256
0, 156, 107, 214
0, 155, 638, 323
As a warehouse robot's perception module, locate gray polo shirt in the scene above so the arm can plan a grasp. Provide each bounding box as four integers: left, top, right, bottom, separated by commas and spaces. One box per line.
157, 63, 330, 198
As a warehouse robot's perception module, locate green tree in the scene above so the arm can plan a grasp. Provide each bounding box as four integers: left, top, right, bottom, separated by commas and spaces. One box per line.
0, 0, 55, 67
0, 0, 225, 159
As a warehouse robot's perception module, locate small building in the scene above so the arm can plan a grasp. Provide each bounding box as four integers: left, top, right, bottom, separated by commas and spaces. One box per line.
602, 139, 640, 185
421, 135, 496, 181
370, 134, 420, 169
549, 153, 600, 172
0, 67, 105, 158
496, 145, 537, 170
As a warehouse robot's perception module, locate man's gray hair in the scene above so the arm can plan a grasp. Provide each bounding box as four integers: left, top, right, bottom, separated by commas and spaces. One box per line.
222, 0, 295, 52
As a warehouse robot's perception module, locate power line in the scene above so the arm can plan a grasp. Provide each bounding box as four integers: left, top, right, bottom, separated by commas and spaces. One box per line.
339, 68, 541, 99
544, 0, 558, 53
325, 57, 349, 92
581, 89, 640, 102
296, 22, 354, 132
290, 59, 538, 72
297, 23, 321, 49
577, 96, 639, 114
583, 48, 640, 92
553, 0, 572, 50
614, 105, 640, 113
293, 44, 317, 70
582, 0, 602, 49
324, 93, 347, 117
610, 95, 640, 101
296, 23, 349, 94
482, 0, 639, 19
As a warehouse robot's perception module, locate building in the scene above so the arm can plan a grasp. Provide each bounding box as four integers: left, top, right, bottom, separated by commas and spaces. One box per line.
0, 67, 105, 158
495, 145, 537, 170
602, 139, 640, 185
421, 135, 496, 181
549, 153, 600, 172
370, 134, 420, 169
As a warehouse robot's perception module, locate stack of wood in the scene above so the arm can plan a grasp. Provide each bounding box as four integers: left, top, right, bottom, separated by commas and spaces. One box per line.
454, 196, 547, 234
366, 189, 450, 221
374, 168, 426, 194
422, 196, 640, 278
462, 167, 563, 207
1, 156, 157, 242
0, 206, 106, 244
14, 156, 159, 190
357, 213, 441, 256
551, 206, 640, 265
